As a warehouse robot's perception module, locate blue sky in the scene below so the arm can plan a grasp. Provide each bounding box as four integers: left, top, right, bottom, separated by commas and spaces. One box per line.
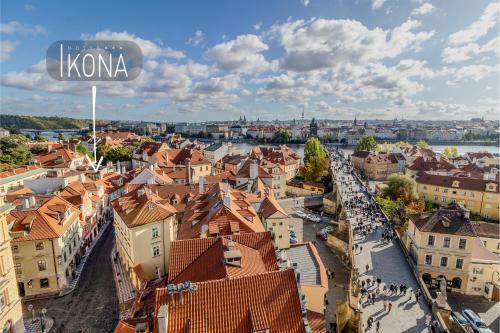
1, 0, 499, 122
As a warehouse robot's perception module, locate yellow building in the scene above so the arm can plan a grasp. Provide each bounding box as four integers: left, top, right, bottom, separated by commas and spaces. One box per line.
0, 197, 25, 333
351, 151, 405, 180
472, 221, 500, 255
7, 195, 83, 298
284, 242, 328, 314
416, 172, 500, 220
112, 187, 178, 289
467, 237, 500, 300
405, 204, 479, 293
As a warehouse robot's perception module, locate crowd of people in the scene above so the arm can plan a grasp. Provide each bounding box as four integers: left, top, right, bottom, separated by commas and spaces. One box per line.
329, 148, 437, 333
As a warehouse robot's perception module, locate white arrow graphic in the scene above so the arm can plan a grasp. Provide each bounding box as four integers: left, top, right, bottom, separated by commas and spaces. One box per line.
85, 85, 104, 172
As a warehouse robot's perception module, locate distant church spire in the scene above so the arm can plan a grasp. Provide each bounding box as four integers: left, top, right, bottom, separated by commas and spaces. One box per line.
302, 106, 304, 121
354, 115, 357, 126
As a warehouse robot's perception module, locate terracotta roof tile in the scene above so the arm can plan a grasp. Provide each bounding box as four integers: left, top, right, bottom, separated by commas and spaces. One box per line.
154, 269, 307, 333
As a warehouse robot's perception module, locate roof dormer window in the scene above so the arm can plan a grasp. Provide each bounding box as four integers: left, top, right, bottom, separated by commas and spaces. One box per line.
452, 180, 460, 188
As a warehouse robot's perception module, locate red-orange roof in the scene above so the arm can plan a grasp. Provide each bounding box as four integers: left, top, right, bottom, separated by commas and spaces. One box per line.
168, 232, 278, 284
154, 269, 307, 333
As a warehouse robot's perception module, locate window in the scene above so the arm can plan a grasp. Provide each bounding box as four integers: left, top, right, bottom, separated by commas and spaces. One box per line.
14, 263, 22, 275
0, 290, 7, 310
440, 257, 448, 267
443, 188, 448, 193
442, 197, 447, 203
443, 237, 451, 248
152, 245, 160, 257
427, 235, 435, 246
38, 260, 46, 271
35, 242, 44, 251
152, 227, 159, 239
40, 278, 49, 288
11, 245, 18, 254
456, 258, 464, 269
425, 255, 432, 265
473, 267, 484, 274
459, 239, 467, 250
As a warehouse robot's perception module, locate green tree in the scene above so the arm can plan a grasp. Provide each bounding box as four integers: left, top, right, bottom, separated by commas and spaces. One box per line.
356, 135, 377, 152
34, 134, 48, 142
301, 155, 329, 182
58, 133, 65, 141
30, 144, 47, 154
304, 137, 327, 164
273, 128, 291, 143
75, 143, 91, 157
6, 127, 20, 135
416, 140, 429, 149
382, 173, 418, 204
0, 135, 32, 166
442, 147, 458, 158
97, 145, 133, 163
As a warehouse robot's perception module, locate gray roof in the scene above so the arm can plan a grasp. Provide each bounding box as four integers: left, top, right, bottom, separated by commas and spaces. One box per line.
285, 244, 321, 286
205, 143, 224, 152
0, 168, 47, 186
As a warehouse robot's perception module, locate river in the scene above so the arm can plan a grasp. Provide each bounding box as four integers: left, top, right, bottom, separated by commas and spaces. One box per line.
22, 131, 499, 157
232, 142, 499, 158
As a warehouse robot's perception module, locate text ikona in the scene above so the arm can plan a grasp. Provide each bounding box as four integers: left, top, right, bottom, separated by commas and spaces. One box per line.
46, 40, 143, 81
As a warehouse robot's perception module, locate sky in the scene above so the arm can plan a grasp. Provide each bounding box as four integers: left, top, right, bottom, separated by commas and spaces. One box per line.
0, 0, 499, 122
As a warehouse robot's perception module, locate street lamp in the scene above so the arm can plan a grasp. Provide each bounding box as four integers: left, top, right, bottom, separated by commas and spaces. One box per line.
27, 304, 48, 332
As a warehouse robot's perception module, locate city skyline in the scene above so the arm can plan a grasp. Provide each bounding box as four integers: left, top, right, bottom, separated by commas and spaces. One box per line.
1, 0, 499, 122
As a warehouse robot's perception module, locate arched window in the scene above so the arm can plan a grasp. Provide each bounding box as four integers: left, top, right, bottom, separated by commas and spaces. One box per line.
452, 277, 462, 289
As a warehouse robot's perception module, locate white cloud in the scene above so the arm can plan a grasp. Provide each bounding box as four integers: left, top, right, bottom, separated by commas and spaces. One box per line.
442, 36, 499, 63
448, 2, 499, 46
372, 0, 387, 10
447, 64, 498, 84
411, 3, 435, 16
272, 18, 434, 72
0, 40, 17, 62
82, 30, 185, 59
253, 22, 262, 31
0, 21, 45, 35
301, 0, 310, 7
24, 4, 35, 11
187, 30, 205, 47
204, 34, 271, 73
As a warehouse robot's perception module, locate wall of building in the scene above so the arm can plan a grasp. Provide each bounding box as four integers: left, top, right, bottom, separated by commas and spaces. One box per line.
0, 207, 25, 333
301, 284, 327, 314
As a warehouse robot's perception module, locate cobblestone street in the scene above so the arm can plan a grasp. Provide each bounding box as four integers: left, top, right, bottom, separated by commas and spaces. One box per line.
22, 226, 119, 333
331, 151, 433, 333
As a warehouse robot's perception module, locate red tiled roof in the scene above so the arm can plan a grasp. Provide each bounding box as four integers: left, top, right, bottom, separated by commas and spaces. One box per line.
154, 269, 307, 333
0, 165, 42, 179
178, 183, 265, 239
168, 232, 278, 284
7, 195, 80, 242
416, 172, 499, 193
111, 187, 176, 228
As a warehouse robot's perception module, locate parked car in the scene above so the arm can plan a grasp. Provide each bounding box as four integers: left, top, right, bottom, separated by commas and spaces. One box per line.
462, 309, 493, 333
316, 231, 327, 241
290, 236, 298, 244
451, 311, 471, 331
295, 210, 307, 218
289, 231, 296, 238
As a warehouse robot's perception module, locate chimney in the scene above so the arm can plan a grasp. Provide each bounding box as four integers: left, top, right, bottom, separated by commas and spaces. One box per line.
198, 176, 204, 194
247, 179, 253, 193
149, 164, 154, 171
157, 305, 168, 333
121, 166, 126, 175
250, 160, 258, 180
116, 160, 121, 173
223, 191, 231, 208
79, 173, 86, 183
138, 188, 145, 197
29, 195, 36, 207
185, 158, 192, 184
22, 197, 30, 209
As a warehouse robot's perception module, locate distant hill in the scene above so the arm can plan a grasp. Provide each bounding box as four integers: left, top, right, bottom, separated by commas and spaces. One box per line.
0, 115, 90, 130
